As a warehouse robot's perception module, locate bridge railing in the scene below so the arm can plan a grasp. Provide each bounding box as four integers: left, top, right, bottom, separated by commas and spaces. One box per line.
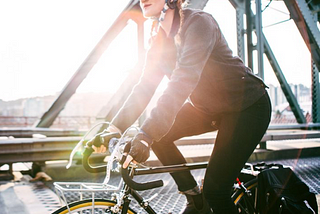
0, 114, 313, 130
0, 116, 96, 130
1, 128, 320, 165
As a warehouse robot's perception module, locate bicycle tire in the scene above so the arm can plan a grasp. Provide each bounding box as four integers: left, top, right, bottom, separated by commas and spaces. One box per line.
232, 178, 258, 214
51, 198, 137, 214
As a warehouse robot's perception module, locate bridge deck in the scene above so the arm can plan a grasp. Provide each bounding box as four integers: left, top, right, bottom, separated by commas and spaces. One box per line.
0, 138, 320, 214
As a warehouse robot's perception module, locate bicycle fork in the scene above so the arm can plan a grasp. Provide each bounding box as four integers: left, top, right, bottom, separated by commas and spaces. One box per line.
130, 189, 157, 214
116, 184, 157, 214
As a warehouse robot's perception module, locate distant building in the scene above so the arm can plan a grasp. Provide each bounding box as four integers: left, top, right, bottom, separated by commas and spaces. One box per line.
0, 85, 314, 128
268, 84, 312, 123
0, 92, 112, 117
268, 84, 311, 112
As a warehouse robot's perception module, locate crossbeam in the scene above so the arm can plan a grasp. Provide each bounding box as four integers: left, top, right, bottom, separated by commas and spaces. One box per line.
1, 128, 320, 165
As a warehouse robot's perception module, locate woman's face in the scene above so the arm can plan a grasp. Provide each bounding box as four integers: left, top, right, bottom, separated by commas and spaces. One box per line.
140, 0, 166, 18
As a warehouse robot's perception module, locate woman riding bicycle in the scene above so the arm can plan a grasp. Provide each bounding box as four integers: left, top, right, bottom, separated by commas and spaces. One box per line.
95, 0, 271, 213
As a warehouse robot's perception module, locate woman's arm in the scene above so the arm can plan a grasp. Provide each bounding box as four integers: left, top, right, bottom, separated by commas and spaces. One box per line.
111, 44, 165, 133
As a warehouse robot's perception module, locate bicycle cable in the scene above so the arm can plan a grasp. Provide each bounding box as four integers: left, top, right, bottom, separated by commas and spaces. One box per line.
66, 121, 113, 169
103, 126, 139, 185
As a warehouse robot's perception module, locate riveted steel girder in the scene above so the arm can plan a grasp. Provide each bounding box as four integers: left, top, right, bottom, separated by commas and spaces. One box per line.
235, 8, 246, 61
229, 0, 245, 10
283, 0, 320, 72
263, 34, 306, 123
248, 5, 306, 124
312, 62, 320, 123
187, 0, 210, 9
35, 0, 141, 128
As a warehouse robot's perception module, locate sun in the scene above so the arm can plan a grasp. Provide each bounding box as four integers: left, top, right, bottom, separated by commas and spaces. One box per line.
77, 20, 141, 94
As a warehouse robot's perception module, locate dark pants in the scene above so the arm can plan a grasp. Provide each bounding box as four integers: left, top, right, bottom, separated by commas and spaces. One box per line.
151, 93, 271, 214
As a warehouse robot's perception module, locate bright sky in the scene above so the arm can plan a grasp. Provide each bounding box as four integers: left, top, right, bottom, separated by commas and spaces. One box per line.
0, 0, 313, 102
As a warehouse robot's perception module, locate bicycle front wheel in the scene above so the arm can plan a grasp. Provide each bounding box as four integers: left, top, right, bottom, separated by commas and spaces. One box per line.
52, 198, 136, 214
232, 178, 258, 214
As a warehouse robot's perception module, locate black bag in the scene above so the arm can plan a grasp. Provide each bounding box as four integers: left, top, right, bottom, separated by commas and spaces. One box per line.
257, 167, 318, 214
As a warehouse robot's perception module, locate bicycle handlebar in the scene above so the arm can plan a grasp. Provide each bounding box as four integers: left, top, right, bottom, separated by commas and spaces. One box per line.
83, 143, 164, 190
89, 132, 121, 148
81, 127, 164, 190
118, 141, 164, 191
82, 146, 107, 173
120, 166, 164, 191
82, 132, 121, 173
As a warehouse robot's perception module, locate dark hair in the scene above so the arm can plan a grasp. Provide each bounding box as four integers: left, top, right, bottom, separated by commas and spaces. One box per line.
176, 0, 185, 34
149, 0, 186, 38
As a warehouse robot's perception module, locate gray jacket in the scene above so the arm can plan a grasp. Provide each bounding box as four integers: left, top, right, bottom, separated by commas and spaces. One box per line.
112, 8, 267, 141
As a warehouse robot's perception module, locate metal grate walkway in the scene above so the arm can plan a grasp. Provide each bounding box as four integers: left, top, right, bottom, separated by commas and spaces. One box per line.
1, 157, 319, 214
48, 157, 320, 213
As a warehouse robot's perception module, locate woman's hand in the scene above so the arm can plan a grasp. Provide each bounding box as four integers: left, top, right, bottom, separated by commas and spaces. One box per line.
123, 132, 153, 168
91, 126, 121, 153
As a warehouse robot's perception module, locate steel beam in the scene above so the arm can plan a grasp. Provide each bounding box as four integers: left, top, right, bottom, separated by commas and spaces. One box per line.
283, 0, 320, 72
35, 0, 140, 128
0, 137, 83, 164
263, 34, 306, 123
312, 62, 320, 123
2, 129, 320, 164
229, 0, 247, 63
245, 0, 254, 70
255, 0, 264, 79
244, 6, 307, 124
236, 8, 246, 61
187, 0, 210, 10
96, 15, 146, 130
229, 0, 245, 10
0, 127, 83, 138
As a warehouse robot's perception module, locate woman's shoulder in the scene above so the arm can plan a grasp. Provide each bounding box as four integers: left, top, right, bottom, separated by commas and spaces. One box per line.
179, 8, 218, 34
182, 8, 214, 22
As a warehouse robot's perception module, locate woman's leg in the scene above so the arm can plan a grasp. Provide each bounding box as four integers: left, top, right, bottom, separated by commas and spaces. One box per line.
151, 102, 217, 191
203, 93, 271, 214
152, 103, 217, 213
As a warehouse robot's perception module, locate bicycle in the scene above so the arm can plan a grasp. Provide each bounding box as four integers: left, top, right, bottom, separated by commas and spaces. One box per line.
52, 123, 276, 214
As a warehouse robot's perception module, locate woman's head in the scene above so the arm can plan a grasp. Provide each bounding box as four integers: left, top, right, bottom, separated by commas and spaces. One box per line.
140, 0, 185, 19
